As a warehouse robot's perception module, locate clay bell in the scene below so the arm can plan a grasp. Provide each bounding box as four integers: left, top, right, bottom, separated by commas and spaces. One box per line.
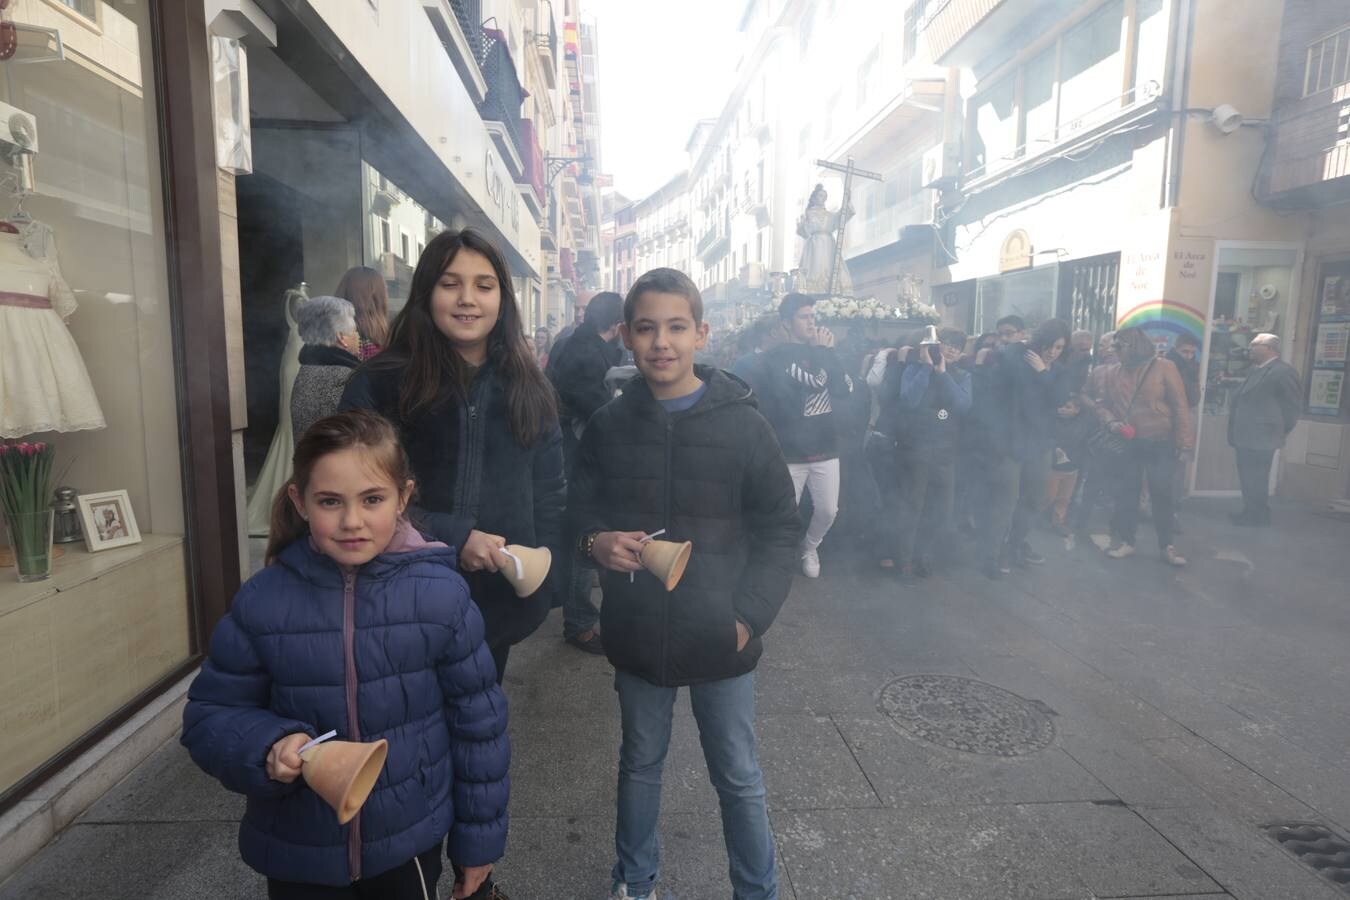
640, 539, 692, 592
498, 544, 552, 597
301, 738, 388, 825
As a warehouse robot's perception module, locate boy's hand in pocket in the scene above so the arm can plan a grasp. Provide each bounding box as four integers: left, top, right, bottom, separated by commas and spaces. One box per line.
266, 733, 310, 783
735, 621, 751, 652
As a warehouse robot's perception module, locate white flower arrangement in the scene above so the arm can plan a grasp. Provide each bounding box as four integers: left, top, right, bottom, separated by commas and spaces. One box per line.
814, 296, 906, 322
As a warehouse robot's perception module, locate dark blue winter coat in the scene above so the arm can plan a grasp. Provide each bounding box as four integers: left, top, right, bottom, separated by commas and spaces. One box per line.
181, 526, 509, 887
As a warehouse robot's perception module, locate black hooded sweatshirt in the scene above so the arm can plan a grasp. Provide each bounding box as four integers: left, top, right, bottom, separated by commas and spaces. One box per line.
568, 366, 801, 686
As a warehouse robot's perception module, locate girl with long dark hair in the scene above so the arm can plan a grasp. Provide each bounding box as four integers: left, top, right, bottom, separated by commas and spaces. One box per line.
334, 265, 390, 360
341, 228, 564, 685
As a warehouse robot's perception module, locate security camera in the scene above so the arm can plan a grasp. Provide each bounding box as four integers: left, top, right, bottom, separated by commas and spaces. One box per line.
1210, 104, 1243, 135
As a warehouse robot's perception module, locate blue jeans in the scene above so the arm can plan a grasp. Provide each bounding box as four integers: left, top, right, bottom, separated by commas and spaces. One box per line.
613, 670, 777, 900
562, 558, 599, 639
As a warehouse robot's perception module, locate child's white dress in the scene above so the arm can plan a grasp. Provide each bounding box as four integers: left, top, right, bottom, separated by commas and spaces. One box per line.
0, 229, 106, 438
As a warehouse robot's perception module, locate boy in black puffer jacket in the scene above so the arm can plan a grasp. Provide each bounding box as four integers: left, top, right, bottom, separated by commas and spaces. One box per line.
569, 268, 800, 900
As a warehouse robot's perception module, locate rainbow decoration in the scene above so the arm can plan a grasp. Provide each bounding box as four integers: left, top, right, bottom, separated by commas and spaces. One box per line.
1115, 300, 1206, 347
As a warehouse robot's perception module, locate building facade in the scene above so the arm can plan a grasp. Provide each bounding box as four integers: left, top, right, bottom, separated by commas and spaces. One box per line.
920, 0, 1350, 504
0, 0, 609, 818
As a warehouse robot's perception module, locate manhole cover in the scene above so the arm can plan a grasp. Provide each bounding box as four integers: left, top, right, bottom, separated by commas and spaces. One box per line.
1261, 822, 1350, 894
877, 674, 1055, 757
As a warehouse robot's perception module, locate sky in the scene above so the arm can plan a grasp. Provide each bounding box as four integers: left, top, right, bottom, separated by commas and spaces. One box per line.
585, 0, 744, 202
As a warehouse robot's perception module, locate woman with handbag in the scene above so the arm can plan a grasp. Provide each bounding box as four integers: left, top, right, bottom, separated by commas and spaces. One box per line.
1088, 328, 1193, 566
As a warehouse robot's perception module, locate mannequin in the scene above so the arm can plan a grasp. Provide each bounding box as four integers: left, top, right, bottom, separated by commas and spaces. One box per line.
244, 285, 307, 535
0, 229, 106, 437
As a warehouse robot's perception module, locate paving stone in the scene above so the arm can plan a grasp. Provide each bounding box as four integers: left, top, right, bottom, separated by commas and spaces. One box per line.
837, 715, 1111, 807
495, 813, 797, 899
659, 712, 880, 815
774, 803, 1220, 900
508, 714, 621, 817
0, 822, 257, 900
82, 742, 242, 824
1137, 805, 1348, 900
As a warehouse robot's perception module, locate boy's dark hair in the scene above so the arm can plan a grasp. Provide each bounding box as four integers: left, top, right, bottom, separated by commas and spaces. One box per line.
996, 314, 1026, 331
778, 292, 815, 321
1174, 332, 1200, 349
624, 268, 703, 324
938, 327, 968, 349
737, 315, 779, 354
584, 291, 624, 331
1028, 318, 1072, 354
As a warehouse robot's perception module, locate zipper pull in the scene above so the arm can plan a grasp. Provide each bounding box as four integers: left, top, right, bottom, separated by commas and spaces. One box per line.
469, 405, 478, 421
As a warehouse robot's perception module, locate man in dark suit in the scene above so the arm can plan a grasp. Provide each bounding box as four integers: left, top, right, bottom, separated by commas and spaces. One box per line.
1227, 333, 1301, 526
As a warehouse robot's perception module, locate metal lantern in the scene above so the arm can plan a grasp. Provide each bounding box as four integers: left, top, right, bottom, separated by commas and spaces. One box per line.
51, 487, 82, 544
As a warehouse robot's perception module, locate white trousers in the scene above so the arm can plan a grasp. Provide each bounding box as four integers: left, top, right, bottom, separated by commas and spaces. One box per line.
788, 458, 840, 553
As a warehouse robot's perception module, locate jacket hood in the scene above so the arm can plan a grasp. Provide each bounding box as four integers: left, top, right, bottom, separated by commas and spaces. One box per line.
277, 518, 456, 585
617, 365, 756, 418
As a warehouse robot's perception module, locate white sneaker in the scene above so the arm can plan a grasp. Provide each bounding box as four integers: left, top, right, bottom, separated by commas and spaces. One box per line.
609, 884, 656, 900
801, 548, 821, 578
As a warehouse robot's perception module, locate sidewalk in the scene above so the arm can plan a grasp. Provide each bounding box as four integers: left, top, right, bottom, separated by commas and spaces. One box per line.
3, 497, 1349, 898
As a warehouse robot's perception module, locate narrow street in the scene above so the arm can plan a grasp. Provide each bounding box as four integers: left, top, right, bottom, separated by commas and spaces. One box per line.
5, 498, 1349, 899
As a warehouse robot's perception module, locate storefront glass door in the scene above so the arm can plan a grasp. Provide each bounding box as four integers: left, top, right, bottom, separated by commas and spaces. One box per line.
1192, 246, 1300, 494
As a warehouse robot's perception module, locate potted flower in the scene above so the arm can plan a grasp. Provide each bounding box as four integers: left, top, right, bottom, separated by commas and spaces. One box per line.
0, 441, 60, 582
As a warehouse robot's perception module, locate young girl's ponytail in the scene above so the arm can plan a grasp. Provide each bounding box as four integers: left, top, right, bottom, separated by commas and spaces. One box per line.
263, 410, 412, 564
265, 481, 310, 565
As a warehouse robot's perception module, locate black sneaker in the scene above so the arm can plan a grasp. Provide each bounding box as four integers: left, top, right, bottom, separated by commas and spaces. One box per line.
566, 629, 604, 655
1020, 542, 1046, 565
469, 882, 511, 900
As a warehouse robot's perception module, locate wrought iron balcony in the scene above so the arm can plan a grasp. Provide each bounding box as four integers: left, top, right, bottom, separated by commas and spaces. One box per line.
479, 28, 526, 165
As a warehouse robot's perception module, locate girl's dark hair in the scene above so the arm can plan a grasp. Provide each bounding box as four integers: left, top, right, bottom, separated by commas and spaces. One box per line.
1028, 318, 1072, 354
266, 410, 413, 564
365, 229, 557, 445
335, 266, 390, 347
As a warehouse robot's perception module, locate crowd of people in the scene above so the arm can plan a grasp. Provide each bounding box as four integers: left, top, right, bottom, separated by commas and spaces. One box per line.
181, 226, 1300, 900
728, 300, 1208, 579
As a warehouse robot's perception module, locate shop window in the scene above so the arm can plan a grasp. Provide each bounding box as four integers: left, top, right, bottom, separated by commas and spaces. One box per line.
1306, 261, 1350, 419
0, 0, 190, 800
974, 265, 1059, 333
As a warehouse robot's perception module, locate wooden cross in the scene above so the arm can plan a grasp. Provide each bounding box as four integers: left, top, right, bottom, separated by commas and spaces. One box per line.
816, 156, 883, 298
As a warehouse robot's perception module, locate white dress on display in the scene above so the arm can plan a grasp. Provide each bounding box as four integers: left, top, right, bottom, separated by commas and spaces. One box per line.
245, 290, 305, 535
0, 229, 106, 438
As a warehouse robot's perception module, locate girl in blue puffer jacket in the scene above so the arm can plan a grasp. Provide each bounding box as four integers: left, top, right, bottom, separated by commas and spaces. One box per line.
182, 410, 509, 900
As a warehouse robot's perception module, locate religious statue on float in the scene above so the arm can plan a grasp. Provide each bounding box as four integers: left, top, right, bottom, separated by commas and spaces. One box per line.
794, 183, 854, 296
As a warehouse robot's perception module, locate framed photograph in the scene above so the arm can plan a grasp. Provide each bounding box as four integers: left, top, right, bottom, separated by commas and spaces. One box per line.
77, 490, 142, 552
